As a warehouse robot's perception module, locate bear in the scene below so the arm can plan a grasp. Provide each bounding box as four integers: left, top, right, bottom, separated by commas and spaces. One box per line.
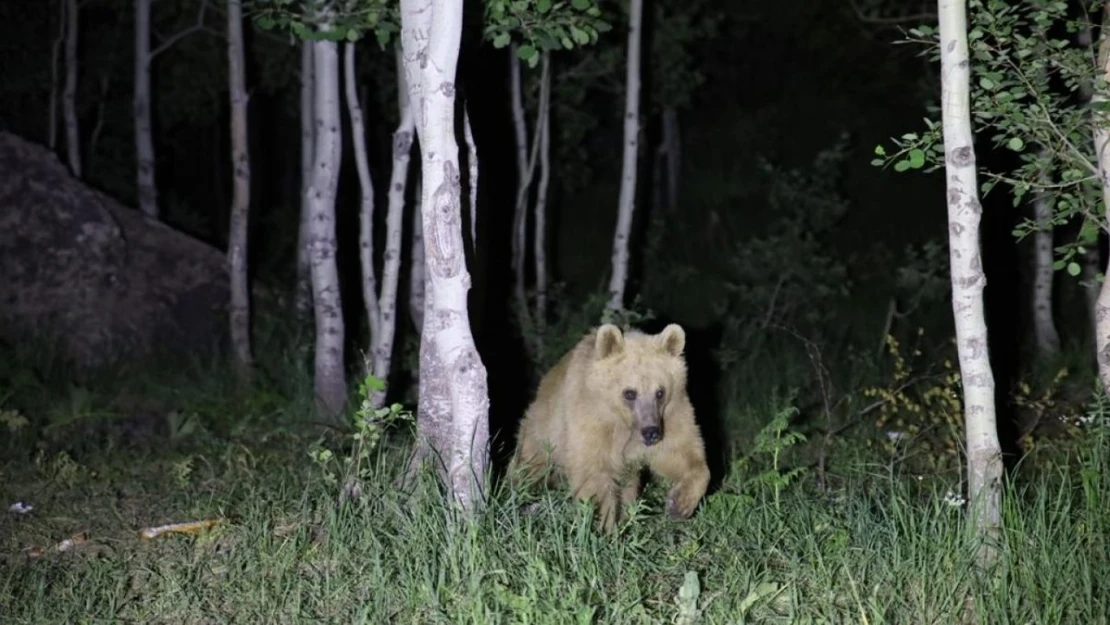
508, 323, 712, 533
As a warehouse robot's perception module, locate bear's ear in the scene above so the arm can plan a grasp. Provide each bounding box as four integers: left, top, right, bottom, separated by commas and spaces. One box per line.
595, 324, 625, 359
656, 324, 686, 357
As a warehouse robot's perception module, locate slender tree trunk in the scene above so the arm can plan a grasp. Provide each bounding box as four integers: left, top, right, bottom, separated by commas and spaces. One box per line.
463, 103, 478, 249
88, 75, 110, 173
1092, 4, 1110, 399
345, 41, 383, 373
534, 51, 552, 327
1031, 175, 1060, 357
49, 0, 66, 151
509, 46, 531, 320
410, 179, 426, 333
63, 0, 81, 177
938, 0, 1002, 566
295, 42, 315, 323
400, 0, 490, 512
606, 0, 644, 311
373, 48, 416, 408
1079, 21, 1102, 341
227, 0, 253, 378
134, 0, 158, 218
307, 27, 348, 416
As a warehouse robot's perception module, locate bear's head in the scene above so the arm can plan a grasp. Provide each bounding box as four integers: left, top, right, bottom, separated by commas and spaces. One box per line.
587, 323, 688, 447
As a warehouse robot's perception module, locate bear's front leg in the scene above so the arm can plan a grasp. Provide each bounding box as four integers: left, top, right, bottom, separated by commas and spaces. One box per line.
649, 446, 711, 520
568, 466, 623, 533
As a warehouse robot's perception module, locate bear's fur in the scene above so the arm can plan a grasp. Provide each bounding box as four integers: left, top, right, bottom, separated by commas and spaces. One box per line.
509, 323, 711, 532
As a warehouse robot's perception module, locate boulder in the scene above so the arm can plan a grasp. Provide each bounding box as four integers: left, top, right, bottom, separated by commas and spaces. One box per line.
0, 131, 228, 369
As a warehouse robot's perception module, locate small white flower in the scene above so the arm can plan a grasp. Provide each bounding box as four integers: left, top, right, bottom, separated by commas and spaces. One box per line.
943, 490, 966, 508
885, 431, 907, 441
8, 501, 32, 514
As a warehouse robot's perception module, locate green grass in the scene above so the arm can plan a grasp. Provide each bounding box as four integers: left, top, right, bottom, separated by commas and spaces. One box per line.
2, 347, 1108, 624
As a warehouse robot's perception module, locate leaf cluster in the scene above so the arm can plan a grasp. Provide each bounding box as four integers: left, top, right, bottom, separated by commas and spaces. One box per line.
249, 0, 398, 48
484, 0, 611, 67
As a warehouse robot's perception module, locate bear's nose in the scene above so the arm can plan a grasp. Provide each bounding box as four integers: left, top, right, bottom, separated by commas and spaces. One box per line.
641, 426, 661, 446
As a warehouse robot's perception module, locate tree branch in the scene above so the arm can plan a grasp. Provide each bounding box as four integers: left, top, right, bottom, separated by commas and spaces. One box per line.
149, 0, 208, 62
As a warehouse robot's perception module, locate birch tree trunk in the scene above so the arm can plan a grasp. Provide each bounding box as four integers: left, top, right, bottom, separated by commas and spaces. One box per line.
49, 0, 65, 151
409, 179, 426, 333
463, 104, 478, 249
295, 42, 315, 322
534, 51, 552, 326
938, 0, 1002, 565
371, 48, 416, 408
226, 0, 253, 377
606, 0, 644, 311
307, 26, 348, 416
1031, 179, 1060, 357
400, 0, 491, 512
344, 41, 383, 373
509, 46, 531, 319
63, 0, 81, 177
1091, 3, 1110, 399
1079, 21, 1102, 340
134, 0, 158, 218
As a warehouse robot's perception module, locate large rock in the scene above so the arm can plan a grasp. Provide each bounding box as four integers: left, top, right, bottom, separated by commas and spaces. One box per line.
0, 131, 228, 369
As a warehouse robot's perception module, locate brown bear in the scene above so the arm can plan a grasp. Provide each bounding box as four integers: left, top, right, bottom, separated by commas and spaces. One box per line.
508, 323, 711, 533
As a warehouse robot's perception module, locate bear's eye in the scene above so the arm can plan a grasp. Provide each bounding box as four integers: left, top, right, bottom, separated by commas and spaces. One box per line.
655, 388, 665, 400
623, 389, 637, 402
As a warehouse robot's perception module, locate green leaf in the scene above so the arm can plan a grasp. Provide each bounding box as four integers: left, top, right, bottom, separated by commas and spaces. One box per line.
1067, 262, 1082, 276
979, 77, 995, 90
1053, 259, 1067, 271
492, 32, 511, 48
894, 160, 911, 173
517, 44, 537, 62
537, 0, 552, 13
571, 0, 591, 9
1006, 136, 1024, 151
561, 36, 574, 50
870, 158, 885, 167
346, 28, 359, 42
908, 149, 926, 169
874, 144, 886, 156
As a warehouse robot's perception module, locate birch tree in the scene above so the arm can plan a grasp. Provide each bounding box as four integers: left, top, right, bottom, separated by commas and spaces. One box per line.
533, 52, 552, 324
344, 40, 383, 387
370, 47, 416, 408
63, 0, 81, 177
938, 0, 1002, 563
306, 11, 348, 416
1092, 3, 1110, 398
133, 0, 209, 220
227, 0, 253, 376
400, 0, 490, 512
409, 180, 425, 332
606, 0, 644, 311
296, 41, 315, 322
49, 0, 65, 151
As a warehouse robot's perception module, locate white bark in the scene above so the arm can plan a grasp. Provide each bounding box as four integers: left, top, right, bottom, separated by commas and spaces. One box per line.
534, 51, 552, 325
1092, 4, 1110, 399
49, 0, 65, 151
606, 0, 644, 311
345, 41, 383, 373
1031, 185, 1060, 356
63, 0, 81, 177
134, 0, 158, 218
938, 0, 1002, 563
463, 104, 478, 249
1079, 21, 1101, 340
227, 0, 252, 376
372, 48, 416, 408
88, 75, 110, 169
295, 42, 315, 322
307, 27, 348, 416
400, 0, 491, 512
410, 179, 426, 333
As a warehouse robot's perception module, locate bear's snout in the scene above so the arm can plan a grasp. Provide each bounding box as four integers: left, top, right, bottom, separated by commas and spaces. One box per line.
641, 426, 662, 446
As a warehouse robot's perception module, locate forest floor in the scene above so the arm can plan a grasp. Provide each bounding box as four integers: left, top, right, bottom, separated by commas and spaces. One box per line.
1, 344, 1108, 624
